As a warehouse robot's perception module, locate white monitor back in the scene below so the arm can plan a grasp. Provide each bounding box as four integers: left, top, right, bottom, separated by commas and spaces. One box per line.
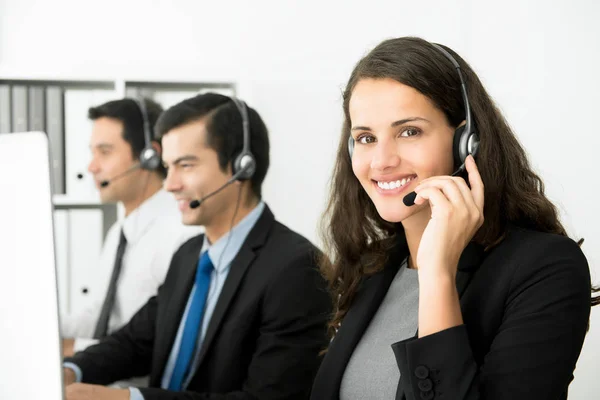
0, 132, 64, 399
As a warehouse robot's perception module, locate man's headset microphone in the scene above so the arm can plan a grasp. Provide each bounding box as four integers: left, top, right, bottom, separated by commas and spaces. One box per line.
100, 96, 257, 210
347, 42, 480, 207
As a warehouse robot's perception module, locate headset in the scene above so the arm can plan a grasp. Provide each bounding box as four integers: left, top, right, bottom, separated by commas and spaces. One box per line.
347, 42, 480, 175
134, 97, 162, 171
229, 97, 257, 181
100, 98, 161, 187
188, 97, 256, 209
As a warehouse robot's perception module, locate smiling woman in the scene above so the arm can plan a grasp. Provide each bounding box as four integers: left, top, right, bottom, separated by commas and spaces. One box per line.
311, 36, 598, 400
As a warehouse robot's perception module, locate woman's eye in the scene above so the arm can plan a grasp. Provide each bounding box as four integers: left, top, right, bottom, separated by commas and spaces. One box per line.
358, 135, 375, 144
400, 127, 421, 137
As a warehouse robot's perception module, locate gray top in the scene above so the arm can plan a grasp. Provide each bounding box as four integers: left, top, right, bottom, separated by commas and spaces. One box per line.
340, 259, 419, 400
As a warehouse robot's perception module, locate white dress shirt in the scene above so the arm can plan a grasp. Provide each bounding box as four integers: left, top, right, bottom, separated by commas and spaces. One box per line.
60, 189, 202, 352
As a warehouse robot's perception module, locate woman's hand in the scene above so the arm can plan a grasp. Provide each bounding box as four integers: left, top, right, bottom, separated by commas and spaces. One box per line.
413, 155, 485, 278
412, 155, 485, 337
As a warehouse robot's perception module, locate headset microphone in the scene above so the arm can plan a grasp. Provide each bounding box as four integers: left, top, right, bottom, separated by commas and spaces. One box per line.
99, 163, 141, 188
188, 165, 250, 209
401, 162, 468, 206
402, 133, 480, 206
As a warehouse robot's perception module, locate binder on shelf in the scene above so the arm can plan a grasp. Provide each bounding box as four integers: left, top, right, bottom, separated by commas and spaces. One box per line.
11, 85, 28, 133
28, 86, 46, 132
0, 84, 11, 134
151, 86, 235, 109
125, 86, 140, 99
126, 86, 155, 101
46, 86, 65, 194
139, 88, 156, 99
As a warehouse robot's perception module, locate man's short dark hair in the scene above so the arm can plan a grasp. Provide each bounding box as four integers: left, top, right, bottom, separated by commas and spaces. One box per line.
155, 92, 270, 199
88, 98, 166, 177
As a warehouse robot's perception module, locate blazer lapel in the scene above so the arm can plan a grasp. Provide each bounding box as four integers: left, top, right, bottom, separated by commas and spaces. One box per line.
311, 236, 408, 399
194, 206, 275, 368
154, 235, 205, 383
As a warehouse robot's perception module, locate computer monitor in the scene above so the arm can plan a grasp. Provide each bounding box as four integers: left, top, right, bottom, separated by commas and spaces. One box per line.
0, 131, 64, 399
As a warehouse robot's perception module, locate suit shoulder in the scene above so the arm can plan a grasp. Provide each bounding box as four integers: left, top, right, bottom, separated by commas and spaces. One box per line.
257, 220, 321, 270
173, 232, 204, 257
268, 220, 320, 253
503, 227, 585, 260
496, 226, 590, 287
260, 221, 327, 294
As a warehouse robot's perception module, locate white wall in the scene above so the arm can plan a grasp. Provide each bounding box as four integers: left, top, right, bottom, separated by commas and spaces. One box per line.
1, 0, 599, 397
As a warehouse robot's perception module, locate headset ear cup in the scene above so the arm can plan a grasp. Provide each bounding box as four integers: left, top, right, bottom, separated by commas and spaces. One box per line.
234, 152, 256, 181
233, 153, 243, 178
230, 97, 256, 182
140, 147, 160, 170
348, 136, 354, 158
469, 133, 480, 158
453, 125, 467, 168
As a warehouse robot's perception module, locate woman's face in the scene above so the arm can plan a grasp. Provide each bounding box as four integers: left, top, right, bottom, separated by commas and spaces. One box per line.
349, 78, 456, 223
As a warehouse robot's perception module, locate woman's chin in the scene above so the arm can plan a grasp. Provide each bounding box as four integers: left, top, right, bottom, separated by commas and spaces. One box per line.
374, 201, 425, 224
375, 204, 410, 223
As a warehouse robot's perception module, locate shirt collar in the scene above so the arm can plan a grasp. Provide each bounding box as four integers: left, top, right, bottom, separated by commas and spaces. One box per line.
200, 201, 266, 273
122, 189, 177, 244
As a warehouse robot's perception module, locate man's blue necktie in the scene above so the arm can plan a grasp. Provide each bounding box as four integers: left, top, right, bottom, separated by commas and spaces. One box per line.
168, 251, 214, 391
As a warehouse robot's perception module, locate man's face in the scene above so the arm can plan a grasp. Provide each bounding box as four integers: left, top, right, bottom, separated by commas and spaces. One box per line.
87, 117, 140, 203
162, 119, 240, 226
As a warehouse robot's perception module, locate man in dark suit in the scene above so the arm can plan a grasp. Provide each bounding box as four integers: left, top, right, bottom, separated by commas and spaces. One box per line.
63, 93, 331, 400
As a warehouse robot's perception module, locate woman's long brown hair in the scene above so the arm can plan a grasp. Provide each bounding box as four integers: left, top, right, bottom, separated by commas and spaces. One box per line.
319, 37, 599, 340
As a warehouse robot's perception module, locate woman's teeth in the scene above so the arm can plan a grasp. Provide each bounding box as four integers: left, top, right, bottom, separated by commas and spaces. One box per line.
377, 176, 414, 190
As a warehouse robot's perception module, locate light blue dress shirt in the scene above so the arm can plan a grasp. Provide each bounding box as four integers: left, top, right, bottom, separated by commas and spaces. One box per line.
66, 201, 265, 400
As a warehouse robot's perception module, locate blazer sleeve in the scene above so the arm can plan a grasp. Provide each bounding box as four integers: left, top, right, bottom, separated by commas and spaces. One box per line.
392, 236, 592, 400
63, 290, 159, 385
137, 248, 332, 400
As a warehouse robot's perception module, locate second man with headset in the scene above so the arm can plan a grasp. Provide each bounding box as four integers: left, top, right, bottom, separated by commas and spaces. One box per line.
63, 93, 332, 400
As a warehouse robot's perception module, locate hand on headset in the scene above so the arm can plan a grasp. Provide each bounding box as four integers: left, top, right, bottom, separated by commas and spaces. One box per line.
412, 155, 484, 279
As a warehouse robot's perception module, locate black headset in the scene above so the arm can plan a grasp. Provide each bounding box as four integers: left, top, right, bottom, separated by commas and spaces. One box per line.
132, 98, 161, 171
229, 97, 257, 181
347, 42, 480, 174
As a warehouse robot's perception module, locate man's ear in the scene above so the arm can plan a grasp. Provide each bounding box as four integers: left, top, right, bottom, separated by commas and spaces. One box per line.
151, 141, 162, 155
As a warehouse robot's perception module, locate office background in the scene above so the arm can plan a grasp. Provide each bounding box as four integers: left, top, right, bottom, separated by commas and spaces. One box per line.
0, 0, 598, 398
